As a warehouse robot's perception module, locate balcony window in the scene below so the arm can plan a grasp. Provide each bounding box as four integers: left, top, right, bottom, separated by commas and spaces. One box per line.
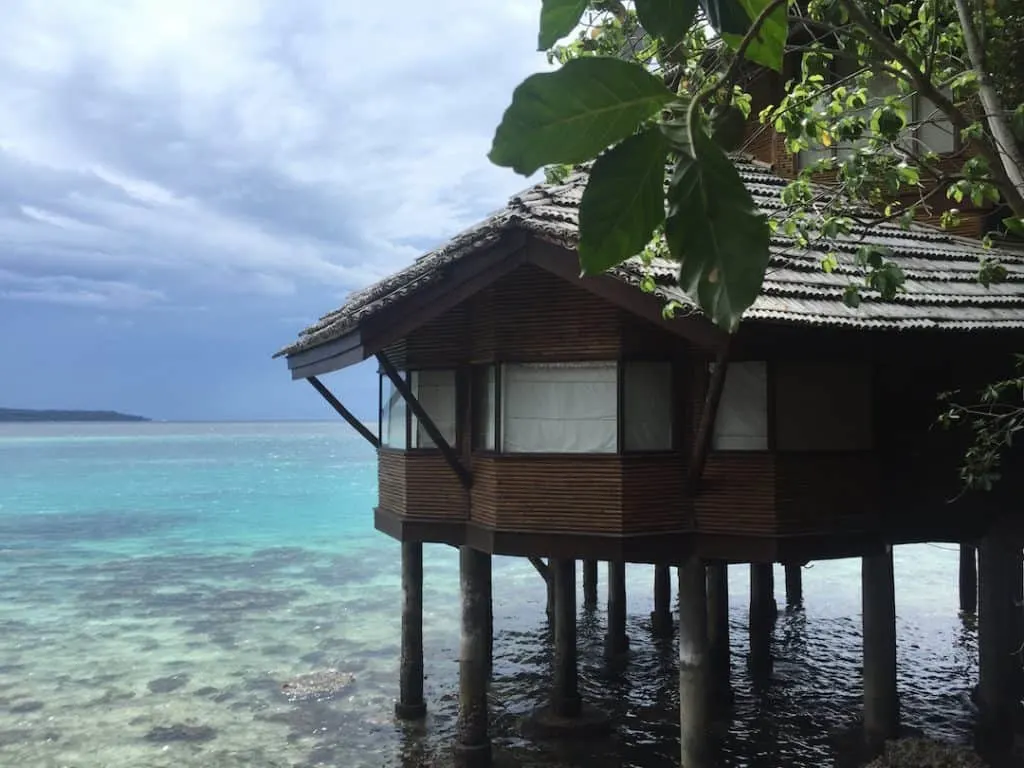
712, 361, 768, 451
379, 373, 407, 449
411, 369, 457, 448
623, 361, 673, 451
500, 362, 617, 453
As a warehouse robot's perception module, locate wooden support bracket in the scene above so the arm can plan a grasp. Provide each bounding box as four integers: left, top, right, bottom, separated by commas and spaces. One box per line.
377, 352, 473, 489
307, 376, 380, 449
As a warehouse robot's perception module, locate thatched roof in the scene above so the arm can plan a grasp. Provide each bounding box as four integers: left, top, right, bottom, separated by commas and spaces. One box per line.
277, 156, 1024, 358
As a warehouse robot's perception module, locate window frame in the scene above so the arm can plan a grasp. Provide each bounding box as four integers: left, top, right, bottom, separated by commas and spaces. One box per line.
468, 358, 676, 456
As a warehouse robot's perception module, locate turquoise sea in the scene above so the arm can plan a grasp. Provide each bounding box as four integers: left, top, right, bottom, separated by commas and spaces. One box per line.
0, 422, 979, 767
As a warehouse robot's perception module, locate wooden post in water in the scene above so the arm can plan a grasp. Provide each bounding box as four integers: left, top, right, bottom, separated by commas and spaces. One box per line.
862, 546, 899, 752
784, 563, 803, 609
706, 561, 731, 711
396, 541, 427, 719
583, 560, 599, 610
651, 564, 673, 634
455, 546, 491, 768
483, 553, 493, 671
978, 533, 1016, 743
748, 563, 774, 682
551, 558, 582, 717
960, 543, 978, 614
679, 554, 711, 768
605, 560, 629, 658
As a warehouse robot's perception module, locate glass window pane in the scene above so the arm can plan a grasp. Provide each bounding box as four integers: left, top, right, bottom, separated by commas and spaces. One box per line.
712, 361, 768, 451
501, 362, 617, 453
473, 366, 496, 450
411, 369, 457, 448
380, 374, 407, 449
624, 361, 673, 451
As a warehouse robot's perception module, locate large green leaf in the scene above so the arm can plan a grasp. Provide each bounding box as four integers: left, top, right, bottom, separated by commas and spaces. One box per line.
538, 0, 589, 50
664, 117, 771, 331
579, 129, 668, 275
635, 0, 700, 47
720, 0, 787, 72
489, 57, 675, 176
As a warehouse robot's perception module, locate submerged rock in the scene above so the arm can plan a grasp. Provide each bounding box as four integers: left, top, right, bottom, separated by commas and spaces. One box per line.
280, 669, 355, 702
147, 674, 189, 694
9, 700, 44, 714
863, 738, 987, 768
144, 723, 218, 743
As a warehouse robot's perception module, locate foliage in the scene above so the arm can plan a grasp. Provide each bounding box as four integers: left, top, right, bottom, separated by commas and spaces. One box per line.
938, 358, 1024, 492
490, 0, 1024, 489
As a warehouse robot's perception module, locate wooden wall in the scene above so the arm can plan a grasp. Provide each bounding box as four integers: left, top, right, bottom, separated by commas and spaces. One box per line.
377, 450, 468, 520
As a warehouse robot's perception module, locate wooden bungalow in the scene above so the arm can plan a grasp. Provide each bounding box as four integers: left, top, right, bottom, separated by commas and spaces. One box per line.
276, 155, 1024, 766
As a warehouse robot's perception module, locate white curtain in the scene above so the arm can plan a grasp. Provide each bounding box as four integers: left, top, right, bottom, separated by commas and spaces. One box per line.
712, 361, 768, 451
501, 362, 617, 453
412, 369, 457, 447
380, 376, 407, 448
624, 361, 672, 450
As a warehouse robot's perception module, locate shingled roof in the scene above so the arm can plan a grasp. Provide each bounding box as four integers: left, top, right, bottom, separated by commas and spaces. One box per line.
277, 156, 1024, 358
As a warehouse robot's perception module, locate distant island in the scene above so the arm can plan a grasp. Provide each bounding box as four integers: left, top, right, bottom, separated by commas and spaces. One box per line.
0, 408, 149, 423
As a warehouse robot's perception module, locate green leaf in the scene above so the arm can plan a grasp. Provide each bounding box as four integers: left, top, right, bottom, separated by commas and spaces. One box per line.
720, 0, 788, 72
1013, 104, 1024, 142
489, 57, 675, 176
1004, 217, 1024, 237
538, 0, 589, 50
663, 115, 771, 332
636, 0, 699, 47
578, 129, 668, 275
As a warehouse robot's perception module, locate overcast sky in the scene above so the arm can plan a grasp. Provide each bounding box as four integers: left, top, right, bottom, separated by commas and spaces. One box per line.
0, 1, 548, 420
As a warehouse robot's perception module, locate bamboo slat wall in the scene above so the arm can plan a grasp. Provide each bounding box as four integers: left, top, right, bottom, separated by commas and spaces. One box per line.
378, 451, 468, 520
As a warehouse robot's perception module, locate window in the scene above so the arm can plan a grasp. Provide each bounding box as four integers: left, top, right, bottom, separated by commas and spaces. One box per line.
380, 373, 407, 449
623, 361, 673, 451
712, 361, 768, 451
914, 94, 956, 155
500, 362, 617, 453
411, 369, 456, 448
472, 366, 496, 450
774, 361, 872, 451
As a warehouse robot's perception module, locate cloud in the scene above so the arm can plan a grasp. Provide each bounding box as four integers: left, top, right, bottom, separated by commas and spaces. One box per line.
0, 0, 548, 312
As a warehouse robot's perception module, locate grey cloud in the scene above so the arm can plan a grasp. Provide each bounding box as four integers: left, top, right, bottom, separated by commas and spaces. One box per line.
0, 0, 546, 312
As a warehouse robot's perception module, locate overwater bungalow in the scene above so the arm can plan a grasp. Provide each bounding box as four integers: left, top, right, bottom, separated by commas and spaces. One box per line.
276, 64, 1024, 768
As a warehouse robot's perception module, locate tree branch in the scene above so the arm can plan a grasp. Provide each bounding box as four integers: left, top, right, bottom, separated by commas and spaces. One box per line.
839, 0, 1024, 216
951, 0, 1024, 216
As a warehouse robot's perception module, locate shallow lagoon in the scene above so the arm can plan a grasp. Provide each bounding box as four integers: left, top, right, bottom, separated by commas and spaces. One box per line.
0, 422, 978, 766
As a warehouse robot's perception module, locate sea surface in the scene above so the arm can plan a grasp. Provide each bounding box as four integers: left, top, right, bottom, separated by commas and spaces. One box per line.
0, 421, 979, 767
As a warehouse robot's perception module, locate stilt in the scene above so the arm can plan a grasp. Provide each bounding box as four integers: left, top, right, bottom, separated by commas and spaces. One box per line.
528, 560, 610, 736
605, 560, 629, 658
396, 541, 426, 719
483, 553, 493, 671
583, 560, 599, 610
455, 546, 491, 768
862, 547, 899, 752
679, 554, 711, 768
978, 533, 1017, 742
748, 563, 774, 682
784, 563, 803, 609
959, 543, 978, 614
706, 561, 731, 711
551, 558, 581, 717
651, 564, 673, 634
